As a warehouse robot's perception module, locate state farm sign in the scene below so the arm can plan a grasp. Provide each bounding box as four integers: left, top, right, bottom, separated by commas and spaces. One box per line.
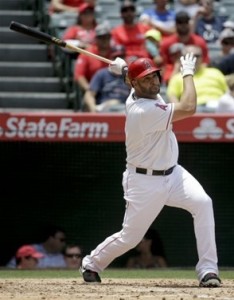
0, 112, 233, 142
0, 117, 109, 139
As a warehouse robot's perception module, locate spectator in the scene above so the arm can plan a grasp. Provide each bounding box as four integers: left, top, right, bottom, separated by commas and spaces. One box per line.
111, 0, 150, 62
6, 225, 67, 269
210, 28, 234, 68
139, 0, 175, 37
174, 0, 200, 18
214, 53, 234, 76
83, 46, 130, 112
193, 0, 226, 44
159, 10, 210, 72
50, 0, 96, 13
64, 244, 83, 269
126, 228, 168, 268
162, 42, 185, 85
144, 29, 163, 66
167, 45, 228, 112
62, 3, 97, 50
216, 74, 234, 113
74, 22, 114, 93
15, 245, 44, 270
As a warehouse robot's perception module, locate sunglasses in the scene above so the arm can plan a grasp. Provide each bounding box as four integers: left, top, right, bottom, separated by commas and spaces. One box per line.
59, 238, 66, 242
222, 39, 234, 45
176, 20, 189, 24
121, 7, 135, 13
65, 254, 82, 259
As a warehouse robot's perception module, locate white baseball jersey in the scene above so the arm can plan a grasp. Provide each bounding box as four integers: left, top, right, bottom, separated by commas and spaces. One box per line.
125, 89, 177, 170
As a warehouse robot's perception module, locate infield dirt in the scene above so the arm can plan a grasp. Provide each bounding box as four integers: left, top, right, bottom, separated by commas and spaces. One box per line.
0, 278, 233, 300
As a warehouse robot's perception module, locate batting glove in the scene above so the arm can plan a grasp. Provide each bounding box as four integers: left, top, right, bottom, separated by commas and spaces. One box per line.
108, 57, 127, 75
180, 52, 197, 77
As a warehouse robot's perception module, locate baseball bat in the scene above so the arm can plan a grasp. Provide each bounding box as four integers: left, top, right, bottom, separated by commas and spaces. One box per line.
9, 21, 112, 64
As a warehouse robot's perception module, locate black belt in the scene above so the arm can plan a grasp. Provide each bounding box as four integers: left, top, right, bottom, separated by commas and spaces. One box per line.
135, 166, 175, 176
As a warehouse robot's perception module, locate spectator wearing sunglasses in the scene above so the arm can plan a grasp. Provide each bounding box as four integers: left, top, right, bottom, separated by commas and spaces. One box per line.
111, 0, 151, 62
159, 10, 209, 78
6, 225, 67, 269
209, 28, 234, 71
64, 244, 83, 269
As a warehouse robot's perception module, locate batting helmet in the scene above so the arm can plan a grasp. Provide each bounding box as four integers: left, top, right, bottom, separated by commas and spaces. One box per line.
128, 58, 160, 80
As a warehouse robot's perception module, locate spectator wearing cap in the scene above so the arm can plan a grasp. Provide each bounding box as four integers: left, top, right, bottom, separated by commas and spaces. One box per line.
167, 45, 228, 112
193, 0, 226, 44
163, 43, 185, 84
15, 245, 44, 269
159, 11, 209, 70
144, 29, 163, 66
111, 0, 151, 62
83, 46, 130, 112
6, 225, 67, 269
210, 28, 234, 68
62, 3, 97, 51
139, 0, 175, 37
74, 22, 117, 93
50, 0, 96, 13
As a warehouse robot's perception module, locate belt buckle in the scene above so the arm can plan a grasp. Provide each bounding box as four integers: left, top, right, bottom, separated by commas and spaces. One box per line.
162, 169, 167, 176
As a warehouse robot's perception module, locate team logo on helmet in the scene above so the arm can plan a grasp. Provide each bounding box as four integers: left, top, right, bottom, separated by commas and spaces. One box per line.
143, 59, 152, 70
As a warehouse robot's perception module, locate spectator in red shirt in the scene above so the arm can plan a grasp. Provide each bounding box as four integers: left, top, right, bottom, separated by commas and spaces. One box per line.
111, 0, 151, 62
62, 3, 97, 50
160, 11, 210, 80
74, 22, 115, 93
159, 10, 209, 75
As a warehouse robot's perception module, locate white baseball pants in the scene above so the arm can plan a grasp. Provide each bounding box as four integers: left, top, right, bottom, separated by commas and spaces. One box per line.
82, 164, 218, 281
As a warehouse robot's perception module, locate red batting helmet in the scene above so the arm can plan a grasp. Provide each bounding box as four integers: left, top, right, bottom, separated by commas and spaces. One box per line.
128, 58, 160, 80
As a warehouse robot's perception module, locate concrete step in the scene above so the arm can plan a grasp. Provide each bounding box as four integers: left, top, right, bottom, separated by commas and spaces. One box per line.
0, 62, 54, 77
0, 10, 35, 27
0, 27, 39, 44
0, 77, 63, 92
0, 92, 68, 109
0, 0, 26, 10
0, 44, 49, 62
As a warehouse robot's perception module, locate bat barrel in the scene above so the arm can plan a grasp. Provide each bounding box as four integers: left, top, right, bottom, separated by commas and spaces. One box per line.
9, 21, 66, 47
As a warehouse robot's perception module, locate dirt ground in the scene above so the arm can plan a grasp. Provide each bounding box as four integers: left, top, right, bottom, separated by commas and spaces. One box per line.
0, 278, 234, 300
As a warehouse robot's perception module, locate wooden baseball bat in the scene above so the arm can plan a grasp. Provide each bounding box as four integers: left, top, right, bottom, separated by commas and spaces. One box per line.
9, 21, 112, 64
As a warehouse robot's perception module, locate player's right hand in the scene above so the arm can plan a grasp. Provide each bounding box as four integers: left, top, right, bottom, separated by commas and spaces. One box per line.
180, 52, 197, 77
108, 57, 127, 75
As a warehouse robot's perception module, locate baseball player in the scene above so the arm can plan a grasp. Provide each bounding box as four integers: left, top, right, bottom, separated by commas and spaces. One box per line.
80, 52, 221, 287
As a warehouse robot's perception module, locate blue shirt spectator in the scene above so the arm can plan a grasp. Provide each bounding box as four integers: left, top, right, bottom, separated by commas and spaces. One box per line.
83, 67, 130, 112
139, 0, 175, 37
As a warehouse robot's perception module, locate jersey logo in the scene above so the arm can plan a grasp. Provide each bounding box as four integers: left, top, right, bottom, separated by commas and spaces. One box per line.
155, 103, 168, 111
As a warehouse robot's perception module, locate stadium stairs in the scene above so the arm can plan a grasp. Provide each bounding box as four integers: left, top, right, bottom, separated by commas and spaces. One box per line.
0, 0, 74, 110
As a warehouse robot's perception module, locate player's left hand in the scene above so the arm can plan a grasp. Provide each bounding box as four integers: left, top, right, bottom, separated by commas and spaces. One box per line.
108, 57, 127, 75
180, 52, 197, 77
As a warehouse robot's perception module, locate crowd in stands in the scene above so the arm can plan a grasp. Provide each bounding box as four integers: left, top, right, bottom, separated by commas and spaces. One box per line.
5, 224, 167, 270
5, 225, 84, 269
46, 0, 234, 113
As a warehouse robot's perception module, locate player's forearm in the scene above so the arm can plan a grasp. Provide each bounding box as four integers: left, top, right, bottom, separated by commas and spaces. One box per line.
180, 75, 197, 113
